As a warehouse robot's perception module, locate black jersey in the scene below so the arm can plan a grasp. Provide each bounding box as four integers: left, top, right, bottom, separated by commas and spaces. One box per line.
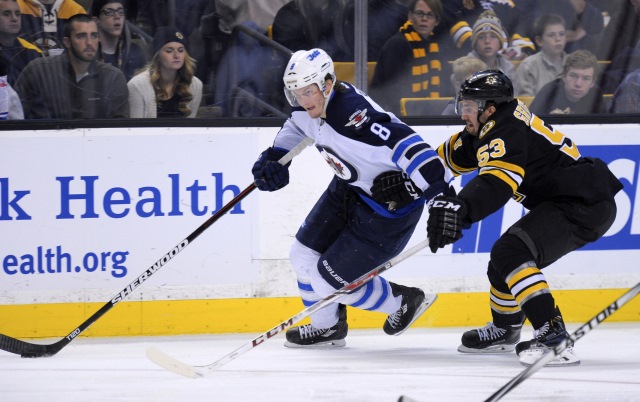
437, 99, 622, 220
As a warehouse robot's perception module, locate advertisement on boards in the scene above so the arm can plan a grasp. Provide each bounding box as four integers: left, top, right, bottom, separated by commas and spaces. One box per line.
1, 123, 639, 303
0, 127, 259, 299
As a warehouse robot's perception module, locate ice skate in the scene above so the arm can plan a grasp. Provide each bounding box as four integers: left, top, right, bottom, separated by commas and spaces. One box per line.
383, 283, 437, 336
284, 304, 348, 348
458, 322, 522, 353
516, 307, 580, 366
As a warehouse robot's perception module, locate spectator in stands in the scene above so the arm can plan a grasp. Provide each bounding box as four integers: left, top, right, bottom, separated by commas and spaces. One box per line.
132, 0, 211, 37
440, 0, 534, 61
127, 26, 202, 118
598, 0, 640, 94
467, 10, 518, 93
198, 0, 288, 81
214, 0, 289, 37
14, 13, 129, 119
0, 0, 41, 85
335, 0, 410, 61
268, 0, 407, 64
90, 0, 148, 81
442, 55, 487, 115
273, 0, 406, 63
214, 21, 284, 117
529, 49, 608, 114
370, 0, 454, 115
521, 0, 605, 54
610, 67, 640, 113
272, 0, 352, 62
515, 14, 568, 97
17, 0, 86, 56
0, 72, 24, 119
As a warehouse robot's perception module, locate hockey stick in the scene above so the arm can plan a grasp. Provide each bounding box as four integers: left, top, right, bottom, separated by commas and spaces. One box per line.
483, 282, 640, 402
146, 239, 434, 378
0, 137, 313, 358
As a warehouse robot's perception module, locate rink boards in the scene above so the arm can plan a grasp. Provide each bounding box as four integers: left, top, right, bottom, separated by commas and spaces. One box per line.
1, 123, 639, 338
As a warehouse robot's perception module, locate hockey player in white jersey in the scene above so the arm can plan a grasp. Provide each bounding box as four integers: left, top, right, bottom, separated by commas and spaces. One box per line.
251, 48, 454, 347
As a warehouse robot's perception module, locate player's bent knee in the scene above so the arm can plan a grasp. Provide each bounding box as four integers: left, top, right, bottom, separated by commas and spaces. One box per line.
490, 233, 536, 280
290, 240, 340, 297
289, 239, 321, 278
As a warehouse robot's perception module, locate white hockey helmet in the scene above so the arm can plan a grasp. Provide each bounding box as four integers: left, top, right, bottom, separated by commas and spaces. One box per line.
283, 48, 336, 108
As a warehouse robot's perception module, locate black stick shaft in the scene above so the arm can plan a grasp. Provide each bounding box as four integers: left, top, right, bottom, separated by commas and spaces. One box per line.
484, 282, 640, 402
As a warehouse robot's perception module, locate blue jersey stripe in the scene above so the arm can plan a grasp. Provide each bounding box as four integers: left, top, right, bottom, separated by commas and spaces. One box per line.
406, 150, 439, 175
392, 134, 423, 164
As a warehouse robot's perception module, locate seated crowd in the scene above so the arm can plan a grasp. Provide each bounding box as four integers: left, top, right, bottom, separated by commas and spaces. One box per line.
1, 0, 640, 120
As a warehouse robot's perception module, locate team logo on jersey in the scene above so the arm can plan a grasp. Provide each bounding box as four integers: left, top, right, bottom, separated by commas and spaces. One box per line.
479, 120, 496, 139
345, 108, 369, 129
318, 146, 357, 182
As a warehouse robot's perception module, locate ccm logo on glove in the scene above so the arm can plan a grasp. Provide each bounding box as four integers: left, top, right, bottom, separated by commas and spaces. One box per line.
431, 199, 464, 211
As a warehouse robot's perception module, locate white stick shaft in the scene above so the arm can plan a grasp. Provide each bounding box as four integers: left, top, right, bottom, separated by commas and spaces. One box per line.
278, 136, 313, 165
147, 239, 430, 378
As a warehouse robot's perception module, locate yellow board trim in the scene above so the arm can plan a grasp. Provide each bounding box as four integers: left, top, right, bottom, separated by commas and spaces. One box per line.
0, 289, 638, 339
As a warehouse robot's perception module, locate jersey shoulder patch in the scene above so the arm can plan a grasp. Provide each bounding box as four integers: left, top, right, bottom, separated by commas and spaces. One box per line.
479, 120, 495, 139
345, 108, 370, 128
326, 86, 383, 133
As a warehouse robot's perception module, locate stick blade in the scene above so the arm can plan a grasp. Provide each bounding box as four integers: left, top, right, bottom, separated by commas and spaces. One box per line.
146, 347, 204, 379
398, 396, 421, 402
0, 334, 58, 358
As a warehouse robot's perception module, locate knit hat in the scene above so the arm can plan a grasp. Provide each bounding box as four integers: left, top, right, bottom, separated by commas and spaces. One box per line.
471, 10, 507, 48
90, 0, 126, 18
152, 26, 187, 54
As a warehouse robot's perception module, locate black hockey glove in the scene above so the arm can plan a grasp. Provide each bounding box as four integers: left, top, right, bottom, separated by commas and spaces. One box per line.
252, 147, 290, 192
424, 180, 456, 209
427, 196, 468, 253
371, 171, 423, 211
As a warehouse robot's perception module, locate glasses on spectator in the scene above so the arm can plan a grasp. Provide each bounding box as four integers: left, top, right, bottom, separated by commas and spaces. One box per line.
100, 8, 125, 17
411, 10, 436, 21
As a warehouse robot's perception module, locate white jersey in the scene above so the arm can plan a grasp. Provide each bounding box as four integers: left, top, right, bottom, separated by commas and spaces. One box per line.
273, 82, 453, 212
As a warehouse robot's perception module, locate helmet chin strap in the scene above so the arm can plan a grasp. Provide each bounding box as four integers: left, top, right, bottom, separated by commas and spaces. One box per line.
475, 114, 486, 135
321, 81, 335, 118
474, 99, 496, 134
475, 100, 486, 133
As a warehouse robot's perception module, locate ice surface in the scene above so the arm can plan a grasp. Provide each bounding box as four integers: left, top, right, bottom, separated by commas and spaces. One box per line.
0, 323, 638, 402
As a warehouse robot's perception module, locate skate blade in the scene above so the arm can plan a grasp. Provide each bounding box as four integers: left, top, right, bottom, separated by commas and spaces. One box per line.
283, 339, 346, 348
391, 293, 438, 336
519, 347, 581, 367
457, 343, 516, 354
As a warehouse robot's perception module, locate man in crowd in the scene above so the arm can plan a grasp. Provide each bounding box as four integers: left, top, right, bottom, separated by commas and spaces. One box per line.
610, 67, 640, 113
90, 0, 148, 81
529, 49, 608, 114
0, 0, 41, 85
14, 13, 129, 119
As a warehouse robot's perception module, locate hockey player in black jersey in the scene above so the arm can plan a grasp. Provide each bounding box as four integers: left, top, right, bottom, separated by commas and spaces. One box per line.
251, 48, 453, 348
427, 70, 623, 366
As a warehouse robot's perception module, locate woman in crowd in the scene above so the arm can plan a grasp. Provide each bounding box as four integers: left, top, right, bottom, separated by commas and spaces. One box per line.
128, 26, 202, 118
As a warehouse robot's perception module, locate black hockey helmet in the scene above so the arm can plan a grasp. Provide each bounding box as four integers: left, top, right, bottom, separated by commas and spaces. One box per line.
454, 69, 514, 114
